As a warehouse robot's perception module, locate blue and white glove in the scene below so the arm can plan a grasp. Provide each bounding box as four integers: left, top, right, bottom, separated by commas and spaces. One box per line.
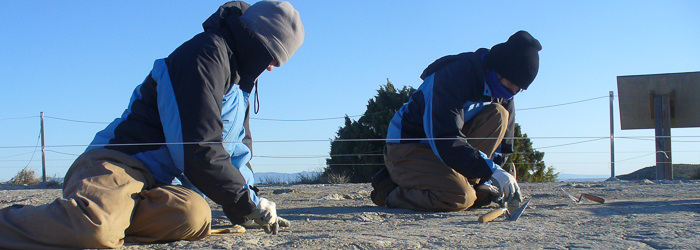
246, 198, 279, 235
489, 167, 522, 207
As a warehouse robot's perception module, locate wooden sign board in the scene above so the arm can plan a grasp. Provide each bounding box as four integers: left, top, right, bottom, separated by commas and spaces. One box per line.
617, 71, 700, 130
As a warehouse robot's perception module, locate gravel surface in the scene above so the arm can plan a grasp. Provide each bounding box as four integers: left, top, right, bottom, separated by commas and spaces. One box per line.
1, 180, 699, 249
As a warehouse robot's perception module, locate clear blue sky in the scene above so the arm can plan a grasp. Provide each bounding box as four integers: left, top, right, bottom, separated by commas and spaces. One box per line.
1, 1, 699, 181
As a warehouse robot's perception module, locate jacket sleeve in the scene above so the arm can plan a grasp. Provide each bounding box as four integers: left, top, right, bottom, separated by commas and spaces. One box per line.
423, 55, 497, 180
163, 32, 255, 222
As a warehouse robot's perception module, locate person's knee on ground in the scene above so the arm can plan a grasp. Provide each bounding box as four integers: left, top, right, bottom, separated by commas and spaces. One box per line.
386, 185, 476, 212
431, 185, 477, 211
125, 185, 211, 243
0, 199, 129, 249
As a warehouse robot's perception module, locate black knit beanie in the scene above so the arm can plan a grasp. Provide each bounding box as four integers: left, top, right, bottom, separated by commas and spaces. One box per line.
485, 30, 542, 90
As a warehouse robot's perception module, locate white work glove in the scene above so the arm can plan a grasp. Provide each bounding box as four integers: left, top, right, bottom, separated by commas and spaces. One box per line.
489, 168, 522, 207
245, 198, 279, 235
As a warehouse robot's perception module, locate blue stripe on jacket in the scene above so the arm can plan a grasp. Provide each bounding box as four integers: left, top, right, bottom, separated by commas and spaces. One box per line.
87, 59, 259, 205
385, 51, 502, 180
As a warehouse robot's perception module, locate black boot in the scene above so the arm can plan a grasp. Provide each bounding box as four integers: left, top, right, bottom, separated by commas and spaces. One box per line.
370, 167, 398, 207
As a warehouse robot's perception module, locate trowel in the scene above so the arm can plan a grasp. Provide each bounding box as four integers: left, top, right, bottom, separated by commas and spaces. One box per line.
478, 199, 530, 223
560, 188, 605, 204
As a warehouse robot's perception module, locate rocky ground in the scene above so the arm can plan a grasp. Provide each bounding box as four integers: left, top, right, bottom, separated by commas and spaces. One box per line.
1, 180, 699, 249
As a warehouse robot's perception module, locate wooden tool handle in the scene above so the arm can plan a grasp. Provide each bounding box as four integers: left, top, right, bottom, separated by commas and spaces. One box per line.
478, 207, 507, 223
211, 225, 246, 234
582, 194, 605, 204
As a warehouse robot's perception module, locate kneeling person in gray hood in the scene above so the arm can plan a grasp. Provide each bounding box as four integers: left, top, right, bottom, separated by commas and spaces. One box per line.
0, 1, 303, 248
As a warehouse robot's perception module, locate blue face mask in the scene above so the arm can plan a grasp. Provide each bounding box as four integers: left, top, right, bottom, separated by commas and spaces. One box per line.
485, 71, 516, 100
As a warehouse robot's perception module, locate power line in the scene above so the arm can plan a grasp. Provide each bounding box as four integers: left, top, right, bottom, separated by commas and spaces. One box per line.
516, 96, 608, 111
0, 116, 38, 122
0, 158, 75, 162
0, 151, 35, 159
43, 116, 110, 124
23, 132, 41, 169
4, 95, 612, 125
534, 138, 607, 150
45, 149, 82, 156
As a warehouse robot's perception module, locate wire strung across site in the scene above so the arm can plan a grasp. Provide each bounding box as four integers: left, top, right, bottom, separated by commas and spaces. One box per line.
4, 149, 697, 163
1, 94, 698, 171
2, 135, 699, 150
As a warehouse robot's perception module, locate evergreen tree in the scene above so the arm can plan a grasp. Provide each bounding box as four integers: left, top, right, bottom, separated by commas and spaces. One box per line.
505, 123, 558, 182
324, 81, 557, 183
324, 80, 414, 183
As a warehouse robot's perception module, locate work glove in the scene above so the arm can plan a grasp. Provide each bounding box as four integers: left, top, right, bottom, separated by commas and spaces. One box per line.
489, 167, 522, 207
245, 198, 280, 235
242, 217, 292, 229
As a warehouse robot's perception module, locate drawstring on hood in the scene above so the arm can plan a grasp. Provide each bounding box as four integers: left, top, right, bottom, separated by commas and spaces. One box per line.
254, 80, 260, 114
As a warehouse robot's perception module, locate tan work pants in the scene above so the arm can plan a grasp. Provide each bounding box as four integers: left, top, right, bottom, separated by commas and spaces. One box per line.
385, 103, 508, 211
0, 148, 211, 249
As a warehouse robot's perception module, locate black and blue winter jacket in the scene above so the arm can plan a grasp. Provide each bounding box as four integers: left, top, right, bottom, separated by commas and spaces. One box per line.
87, 2, 271, 224
387, 48, 515, 181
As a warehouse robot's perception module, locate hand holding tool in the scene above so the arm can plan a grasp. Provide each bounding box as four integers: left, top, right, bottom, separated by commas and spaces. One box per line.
489, 168, 522, 206
246, 198, 280, 235
243, 216, 292, 229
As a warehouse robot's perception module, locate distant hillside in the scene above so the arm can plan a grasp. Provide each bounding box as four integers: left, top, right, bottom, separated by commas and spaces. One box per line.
557, 174, 608, 182
617, 164, 700, 180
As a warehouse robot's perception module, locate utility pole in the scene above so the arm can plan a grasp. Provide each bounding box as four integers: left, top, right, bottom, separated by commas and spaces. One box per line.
40, 112, 47, 183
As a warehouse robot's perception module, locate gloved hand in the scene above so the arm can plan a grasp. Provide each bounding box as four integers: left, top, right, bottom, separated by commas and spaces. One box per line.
489, 167, 522, 207
245, 198, 279, 235
242, 216, 292, 229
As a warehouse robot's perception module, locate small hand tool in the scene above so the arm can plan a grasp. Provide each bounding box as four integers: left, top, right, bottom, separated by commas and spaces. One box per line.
560, 188, 605, 204
211, 225, 246, 234
478, 199, 530, 223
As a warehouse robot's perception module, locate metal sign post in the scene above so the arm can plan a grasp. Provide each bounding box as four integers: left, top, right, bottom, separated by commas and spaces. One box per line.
617, 71, 700, 180
653, 93, 672, 180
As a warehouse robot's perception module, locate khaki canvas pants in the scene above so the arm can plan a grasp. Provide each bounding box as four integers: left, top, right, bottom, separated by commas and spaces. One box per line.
0, 148, 211, 249
385, 104, 508, 211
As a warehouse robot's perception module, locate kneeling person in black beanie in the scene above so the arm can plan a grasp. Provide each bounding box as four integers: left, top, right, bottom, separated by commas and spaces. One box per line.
371, 30, 541, 212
